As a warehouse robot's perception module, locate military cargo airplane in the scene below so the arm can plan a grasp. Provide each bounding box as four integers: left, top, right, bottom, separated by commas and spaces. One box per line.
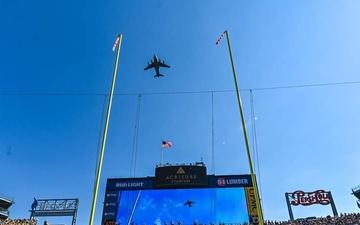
184, 200, 195, 207
144, 54, 170, 78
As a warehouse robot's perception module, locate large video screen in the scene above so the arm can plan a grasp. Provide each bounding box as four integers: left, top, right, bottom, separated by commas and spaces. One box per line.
115, 187, 249, 225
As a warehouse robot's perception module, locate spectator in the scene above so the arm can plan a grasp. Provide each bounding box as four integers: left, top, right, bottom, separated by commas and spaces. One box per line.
0, 218, 38, 225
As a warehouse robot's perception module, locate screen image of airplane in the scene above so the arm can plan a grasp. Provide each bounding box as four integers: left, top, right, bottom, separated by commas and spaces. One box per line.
115, 187, 249, 225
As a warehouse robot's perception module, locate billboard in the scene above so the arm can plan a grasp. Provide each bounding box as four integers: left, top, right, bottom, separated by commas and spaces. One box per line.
289, 190, 331, 206
102, 175, 254, 225
155, 165, 207, 188
285, 190, 338, 221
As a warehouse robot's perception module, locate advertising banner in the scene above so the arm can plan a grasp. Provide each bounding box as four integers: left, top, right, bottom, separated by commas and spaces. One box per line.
208, 174, 253, 188
102, 191, 118, 221
285, 190, 338, 221
245, 187, 259, 224
154, 165, 207, 188
106, 178, 154, 191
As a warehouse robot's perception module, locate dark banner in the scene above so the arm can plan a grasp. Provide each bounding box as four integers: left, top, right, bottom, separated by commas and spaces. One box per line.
154, 165, 207, 188
102, 191, 118, 221
208, 174, 253, 188
106, 178, 154, 191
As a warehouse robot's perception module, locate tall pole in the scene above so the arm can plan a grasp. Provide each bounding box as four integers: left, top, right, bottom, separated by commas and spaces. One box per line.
161, 147, 163, 165
88, 34, 123, 225
224, 30, 264, 225
161, 140, 164, 165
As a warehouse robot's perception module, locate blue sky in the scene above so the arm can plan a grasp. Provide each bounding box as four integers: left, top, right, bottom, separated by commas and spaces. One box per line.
1, 0, 360, 224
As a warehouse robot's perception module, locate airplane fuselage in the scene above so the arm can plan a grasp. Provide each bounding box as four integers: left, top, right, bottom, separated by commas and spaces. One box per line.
153, 55, 161, 76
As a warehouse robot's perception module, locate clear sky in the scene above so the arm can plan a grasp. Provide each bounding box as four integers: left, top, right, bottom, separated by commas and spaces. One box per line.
1, 0, 360, 224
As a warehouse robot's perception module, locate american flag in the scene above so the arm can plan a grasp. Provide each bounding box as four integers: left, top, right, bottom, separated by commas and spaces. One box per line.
215, 31, 226, 45
112, 35, 120, 51
161, 140, 173, 148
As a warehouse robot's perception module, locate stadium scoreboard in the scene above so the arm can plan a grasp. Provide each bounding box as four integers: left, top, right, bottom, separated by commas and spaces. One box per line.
102, 163, 259, 225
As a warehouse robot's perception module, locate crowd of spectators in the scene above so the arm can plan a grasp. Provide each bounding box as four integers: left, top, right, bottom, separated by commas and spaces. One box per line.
2, 213, 360, 225
104, 213, 360, 225
0, 219, 37, 225
263, 213, 360, 225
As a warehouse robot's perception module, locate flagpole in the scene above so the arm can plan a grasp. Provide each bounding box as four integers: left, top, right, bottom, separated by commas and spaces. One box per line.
161, 140, 163, 165
224, 30, 264, 225
161, 148, 164, 165
88, 34, 123, 225
161, 148, 164, 166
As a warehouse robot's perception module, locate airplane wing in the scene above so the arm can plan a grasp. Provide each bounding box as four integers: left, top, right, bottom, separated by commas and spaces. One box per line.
158, 61, 170, 68
184, 200, 195, 206
144, 62, 155, 70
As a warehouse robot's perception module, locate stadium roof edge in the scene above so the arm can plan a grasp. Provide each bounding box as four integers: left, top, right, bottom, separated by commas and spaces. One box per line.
0, 195, 14, 210
106, 173, 253, 180
352, 185, 360, 193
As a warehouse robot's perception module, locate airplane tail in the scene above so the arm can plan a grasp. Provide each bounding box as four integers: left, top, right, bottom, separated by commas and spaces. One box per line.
154, 74, 164, 78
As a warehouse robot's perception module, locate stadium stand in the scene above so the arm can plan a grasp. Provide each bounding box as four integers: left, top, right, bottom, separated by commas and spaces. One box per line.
263, 213, 360, 225
103, 213, 360, 225
0, 218, 37, 225
0, 194, 14, 220
0, 195, 38, 225
1, 213, 360, 225
352, 185, 360, 209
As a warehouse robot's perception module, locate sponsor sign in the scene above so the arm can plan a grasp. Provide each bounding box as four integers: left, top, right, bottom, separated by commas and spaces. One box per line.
285, 190, 338, 221
102, 211, 117, 220
245, 187, 259, 225
245, 187, 258, 216
103, 191, 118, 221
104, 202, 117, 207
105, 191, 118, 202
155, 165, 207, 188
208, 175, 252, 188
290, 190, 331, 206
106, 178, 154, 191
